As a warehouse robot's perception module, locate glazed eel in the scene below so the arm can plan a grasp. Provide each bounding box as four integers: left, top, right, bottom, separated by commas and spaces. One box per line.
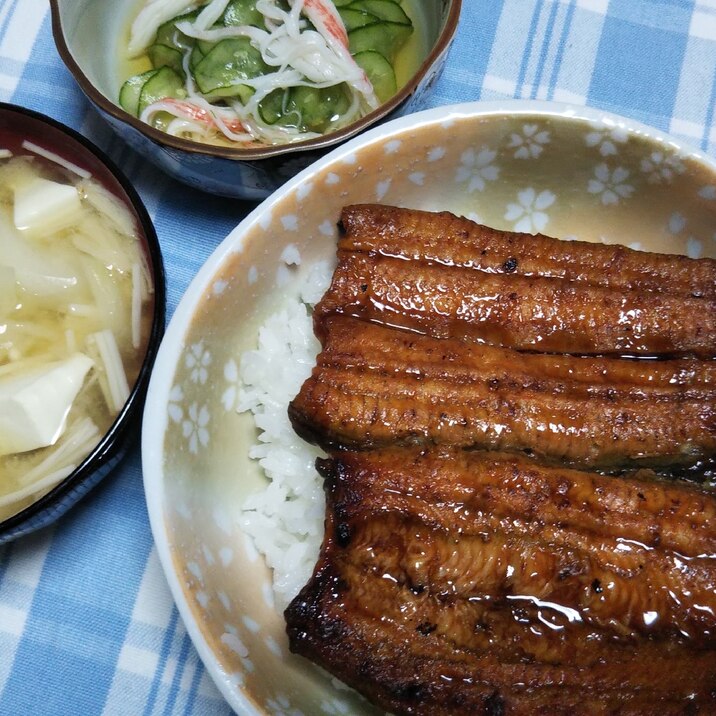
315, 251, 716, 357
285, 447, 716, 715
289, 315, 716, 471
286, 207, 716, 713
338, 204, 716, 299
315, 205, 716, 357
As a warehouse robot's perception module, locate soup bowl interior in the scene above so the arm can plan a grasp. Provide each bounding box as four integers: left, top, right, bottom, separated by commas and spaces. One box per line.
49, 0, 461, 198
142, 100, 716, 714
0, 102, 165, 544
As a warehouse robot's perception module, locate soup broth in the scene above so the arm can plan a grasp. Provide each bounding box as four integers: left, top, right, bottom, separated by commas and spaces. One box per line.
0, 142, 153, 522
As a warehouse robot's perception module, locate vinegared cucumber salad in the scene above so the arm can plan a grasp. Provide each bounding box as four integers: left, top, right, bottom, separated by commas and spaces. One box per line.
120, 0, 422, 146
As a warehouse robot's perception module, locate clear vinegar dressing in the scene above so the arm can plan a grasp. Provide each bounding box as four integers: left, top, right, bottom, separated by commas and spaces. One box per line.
0, 147, 153, 522
390, 0, 428, 89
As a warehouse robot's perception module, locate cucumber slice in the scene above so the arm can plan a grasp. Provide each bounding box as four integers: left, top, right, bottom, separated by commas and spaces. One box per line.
138, 65, 185, 115
189, 45, 205, 72
203, 84, 254, 104
119, 70, 158, 117
292, 84, 351, 133
338, 7, 379, 31
193, 37, 269, 102
148, 43, 184, 75
154, 10, 198, 49
258, 88, 298, 126
348, 0, 411, 25
260, 84, 351, 132
348, 20, 413, 60
223, 0, 265, 27
196, 39, 217, 55
353, 50, 396, 103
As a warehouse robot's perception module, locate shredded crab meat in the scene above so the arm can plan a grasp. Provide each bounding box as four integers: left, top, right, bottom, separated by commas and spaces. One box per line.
129, 0, 380, 145
128, 0, 198, 56
140, 98, 253, 142
193, 0, 232, 30
298, 0, 379, 108
303, 0, 347, 46
173, 22, 264, 43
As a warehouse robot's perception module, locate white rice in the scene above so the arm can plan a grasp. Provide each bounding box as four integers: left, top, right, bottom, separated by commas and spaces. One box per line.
237, 260, 333, 609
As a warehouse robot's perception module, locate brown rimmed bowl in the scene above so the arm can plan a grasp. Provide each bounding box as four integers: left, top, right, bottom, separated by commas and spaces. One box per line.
0, 102, 165, 545
49, 0, 461, 199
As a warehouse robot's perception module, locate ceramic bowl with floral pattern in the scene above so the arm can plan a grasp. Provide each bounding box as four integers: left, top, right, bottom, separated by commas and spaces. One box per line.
142, 101, 716, 714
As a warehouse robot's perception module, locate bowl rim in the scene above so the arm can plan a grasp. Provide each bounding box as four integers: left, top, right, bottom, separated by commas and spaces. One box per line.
49, 0, 462, 161
0, 101, 166, 541
141, 98, 716, 714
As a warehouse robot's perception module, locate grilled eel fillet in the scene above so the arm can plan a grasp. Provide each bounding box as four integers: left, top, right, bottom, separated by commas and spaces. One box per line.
315, 251, 716, 357
285, 448, 716, 715
338, 204, 716, 299
288, 315, 716, 470
315, 205, 716, 357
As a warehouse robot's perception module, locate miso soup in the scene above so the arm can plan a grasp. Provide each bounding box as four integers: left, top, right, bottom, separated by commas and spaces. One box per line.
0, 142, 154, 522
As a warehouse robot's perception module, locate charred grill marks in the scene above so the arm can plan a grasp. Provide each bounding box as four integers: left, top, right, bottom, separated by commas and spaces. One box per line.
322, 205, 716, 357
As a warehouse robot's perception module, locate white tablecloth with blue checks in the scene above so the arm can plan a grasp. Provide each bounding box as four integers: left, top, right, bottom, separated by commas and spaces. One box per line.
1, 1, 715, 713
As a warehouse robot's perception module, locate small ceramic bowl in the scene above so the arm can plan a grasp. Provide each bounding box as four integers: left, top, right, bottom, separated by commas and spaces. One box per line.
49, 0, 461, 200
0, 103, 165, 545
141, 100, 716, 714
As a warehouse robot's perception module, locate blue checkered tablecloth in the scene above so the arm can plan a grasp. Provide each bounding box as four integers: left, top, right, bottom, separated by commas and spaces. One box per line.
0, 1, 715, 714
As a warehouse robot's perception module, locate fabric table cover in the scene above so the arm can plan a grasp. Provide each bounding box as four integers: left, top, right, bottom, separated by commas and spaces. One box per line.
1, 0, 715, 713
